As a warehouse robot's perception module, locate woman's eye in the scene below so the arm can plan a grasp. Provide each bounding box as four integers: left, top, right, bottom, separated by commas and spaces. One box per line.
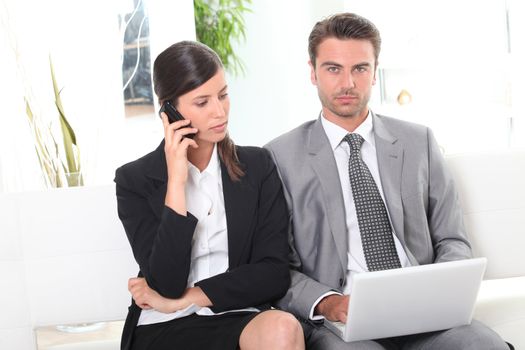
196, 101, 207, 107
219, 93, 229, 100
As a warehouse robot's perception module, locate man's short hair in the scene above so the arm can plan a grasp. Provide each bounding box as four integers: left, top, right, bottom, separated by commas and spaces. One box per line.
308, 13, 381, 68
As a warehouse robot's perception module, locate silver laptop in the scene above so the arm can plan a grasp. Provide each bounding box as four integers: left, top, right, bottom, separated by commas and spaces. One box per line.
324, 257, 487, 342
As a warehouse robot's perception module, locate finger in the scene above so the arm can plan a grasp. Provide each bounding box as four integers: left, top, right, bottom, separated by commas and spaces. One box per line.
132, 290, 147, 304
164, 119, 191, 146
129, 284, 144, 295
342, 295, 350, 309
166, 126, 197, 152
162, 113, 173, 149
129, 280, 147, 296
128, 278, 140, 291
188, 137, 199, 149
166, 119, 191, 132
178, 137, 199, 151
339, 311, 348, 324
160, 112, 169, 128
161, 112, 190, 130
128, 277, 145, 286
173, 127, 198, 140
172, 137, 197, 158
129, 285, 142, 298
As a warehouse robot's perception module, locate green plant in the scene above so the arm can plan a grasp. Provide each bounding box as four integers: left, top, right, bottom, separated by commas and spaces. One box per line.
194, 0, 252, 76
2, 4, 82, 188
50, 58, 83, 186
25, 57, 83, 188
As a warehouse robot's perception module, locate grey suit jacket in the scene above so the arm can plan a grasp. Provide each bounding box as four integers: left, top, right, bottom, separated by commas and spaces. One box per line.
264, 112, 472, 321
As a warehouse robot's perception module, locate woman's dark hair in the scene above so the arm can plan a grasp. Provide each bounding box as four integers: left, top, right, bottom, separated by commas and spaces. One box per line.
308, 13, 381, 69
153, 41, 244, 181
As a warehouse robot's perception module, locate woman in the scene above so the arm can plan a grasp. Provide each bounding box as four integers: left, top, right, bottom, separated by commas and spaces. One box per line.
115, 41, 304, 350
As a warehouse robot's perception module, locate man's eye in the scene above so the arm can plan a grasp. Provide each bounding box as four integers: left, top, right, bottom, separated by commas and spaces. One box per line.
327, 66, 339, 73
355, 66, 368, 73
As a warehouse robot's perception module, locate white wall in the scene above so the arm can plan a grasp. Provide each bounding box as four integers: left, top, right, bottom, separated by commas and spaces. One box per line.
345, 0, 525, 154
0, 0, 194, 343
0, 0, 196, 192
229, 0, 525, 153
3, 0, 525, 192
93, 0, 196, 186
226, 0, 346, 147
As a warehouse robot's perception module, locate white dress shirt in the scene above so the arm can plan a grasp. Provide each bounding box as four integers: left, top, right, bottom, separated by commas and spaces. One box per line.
309, 112, 412, 320
322, 113, 411, 293
138, 145, 257, 326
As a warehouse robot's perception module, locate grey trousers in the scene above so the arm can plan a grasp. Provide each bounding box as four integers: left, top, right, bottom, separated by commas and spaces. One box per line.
302, 319, 510, 350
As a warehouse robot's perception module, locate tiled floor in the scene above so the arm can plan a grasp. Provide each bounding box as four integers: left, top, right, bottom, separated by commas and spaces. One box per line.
36, 321, 123, 350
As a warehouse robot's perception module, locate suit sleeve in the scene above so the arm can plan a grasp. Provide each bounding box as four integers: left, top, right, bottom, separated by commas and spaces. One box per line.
115, 167, 197, 298
195, 150, 290, 312
265, 145, 336, 320
426, 128, 472, 262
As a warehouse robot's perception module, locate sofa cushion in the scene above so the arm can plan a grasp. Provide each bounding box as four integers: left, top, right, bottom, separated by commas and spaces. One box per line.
445, 151, 525, 279
474, 276, 525, 349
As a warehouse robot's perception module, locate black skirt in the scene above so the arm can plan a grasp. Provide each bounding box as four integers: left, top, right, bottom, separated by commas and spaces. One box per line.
130, 311, 261, 350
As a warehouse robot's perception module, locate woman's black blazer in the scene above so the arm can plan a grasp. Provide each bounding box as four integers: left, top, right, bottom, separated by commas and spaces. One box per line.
114, 141, 290, 350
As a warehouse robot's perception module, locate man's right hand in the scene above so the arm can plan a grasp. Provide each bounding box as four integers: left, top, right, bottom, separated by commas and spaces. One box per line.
314, 294, 350, 323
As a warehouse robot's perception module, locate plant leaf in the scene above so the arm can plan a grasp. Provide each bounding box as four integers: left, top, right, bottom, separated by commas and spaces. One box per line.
50, 56, 81, 179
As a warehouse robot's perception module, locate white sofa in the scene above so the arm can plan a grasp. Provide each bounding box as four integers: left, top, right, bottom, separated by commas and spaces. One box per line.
0, 185, 137, 350
0, 151, 523, 349
446, 151, 525, 349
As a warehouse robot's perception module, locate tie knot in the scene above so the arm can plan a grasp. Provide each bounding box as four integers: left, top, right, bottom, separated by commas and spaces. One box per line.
344, 133, 364, 152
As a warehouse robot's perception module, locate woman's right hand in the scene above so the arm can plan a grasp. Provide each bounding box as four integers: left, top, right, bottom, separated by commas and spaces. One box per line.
161, 113, 198, 214
162, 113, 198, 185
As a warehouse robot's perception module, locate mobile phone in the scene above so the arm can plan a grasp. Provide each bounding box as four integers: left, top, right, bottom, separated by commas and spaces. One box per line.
159, 101, 185, 123
159, 101, 194, 138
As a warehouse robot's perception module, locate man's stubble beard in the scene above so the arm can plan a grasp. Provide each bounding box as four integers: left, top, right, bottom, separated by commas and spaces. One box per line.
318, 89, 370, 119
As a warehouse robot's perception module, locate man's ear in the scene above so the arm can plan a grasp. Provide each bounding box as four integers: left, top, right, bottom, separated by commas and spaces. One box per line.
309, 60, 317, 85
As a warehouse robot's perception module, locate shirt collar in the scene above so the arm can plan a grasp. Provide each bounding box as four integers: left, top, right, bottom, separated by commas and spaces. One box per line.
321, 110, 375, 150
188, 143, 220, 181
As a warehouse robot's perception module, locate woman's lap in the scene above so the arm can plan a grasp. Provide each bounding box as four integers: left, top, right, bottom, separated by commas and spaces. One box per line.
131, 311, 260, 350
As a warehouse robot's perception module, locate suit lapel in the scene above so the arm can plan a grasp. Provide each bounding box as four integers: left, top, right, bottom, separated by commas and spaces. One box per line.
308, 118, 348, 272
221, 160, 256, 268
143, 142, 255, 268
372, 113, 406, 245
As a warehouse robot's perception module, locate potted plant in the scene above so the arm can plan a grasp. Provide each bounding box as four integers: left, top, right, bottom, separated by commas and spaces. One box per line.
25, 57, 83, 188
194, 0, 252, 76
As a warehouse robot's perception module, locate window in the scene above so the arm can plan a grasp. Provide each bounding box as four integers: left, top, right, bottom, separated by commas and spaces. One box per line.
119, 0, 154, 118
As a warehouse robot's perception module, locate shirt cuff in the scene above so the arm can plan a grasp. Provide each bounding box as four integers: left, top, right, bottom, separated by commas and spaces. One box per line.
309, 291, 343, 320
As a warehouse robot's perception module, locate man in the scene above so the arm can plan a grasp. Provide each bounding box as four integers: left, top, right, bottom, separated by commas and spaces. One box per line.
265, 13, 510, 350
